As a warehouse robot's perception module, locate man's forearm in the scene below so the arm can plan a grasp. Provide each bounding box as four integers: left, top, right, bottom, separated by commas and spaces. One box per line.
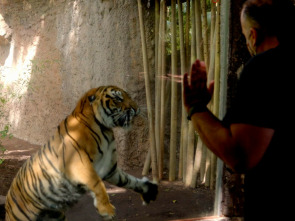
189, 110, 238, 170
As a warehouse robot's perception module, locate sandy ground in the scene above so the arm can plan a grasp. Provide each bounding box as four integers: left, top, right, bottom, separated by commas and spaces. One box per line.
0, 137, 216, 221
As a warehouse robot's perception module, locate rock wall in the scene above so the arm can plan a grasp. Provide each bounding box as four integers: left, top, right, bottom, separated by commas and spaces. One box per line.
0, 0, 155, 169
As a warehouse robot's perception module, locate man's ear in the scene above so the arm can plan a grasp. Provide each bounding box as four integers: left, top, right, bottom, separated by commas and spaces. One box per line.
250, 28, 257, 47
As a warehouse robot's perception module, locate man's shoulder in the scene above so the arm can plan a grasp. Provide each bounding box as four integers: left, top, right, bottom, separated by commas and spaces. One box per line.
246, 47, 280, 66
241, 46, 290, 81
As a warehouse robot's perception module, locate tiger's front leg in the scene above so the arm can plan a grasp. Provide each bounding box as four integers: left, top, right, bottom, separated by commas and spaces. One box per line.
104, 166, 158, 204
65, 151, 115, 220
97, 141, 158, 204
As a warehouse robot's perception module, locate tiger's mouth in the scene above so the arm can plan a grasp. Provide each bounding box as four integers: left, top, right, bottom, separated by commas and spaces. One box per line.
117, 114, 131, 128
113, 108, 139, 128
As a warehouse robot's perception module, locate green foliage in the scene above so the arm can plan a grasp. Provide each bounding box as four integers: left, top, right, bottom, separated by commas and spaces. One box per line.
0, 121, 10, 165
165, 1, 212, 55
166, 2, 191, 55
0, 144, 6, 165
0, 83, 11, 165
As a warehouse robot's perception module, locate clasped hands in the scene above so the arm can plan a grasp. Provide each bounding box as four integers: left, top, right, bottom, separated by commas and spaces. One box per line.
183, 60, 214, 115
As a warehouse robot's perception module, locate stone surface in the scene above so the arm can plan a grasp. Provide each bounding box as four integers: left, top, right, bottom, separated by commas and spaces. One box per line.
0, 0, 154, 170
0, 195, 5, 205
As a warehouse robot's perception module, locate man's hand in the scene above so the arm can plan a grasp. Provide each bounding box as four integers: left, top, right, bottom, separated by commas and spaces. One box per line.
183, 60, 214, 113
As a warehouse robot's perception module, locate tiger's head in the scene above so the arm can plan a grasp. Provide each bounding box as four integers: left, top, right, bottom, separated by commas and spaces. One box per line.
75, 86, 139, 129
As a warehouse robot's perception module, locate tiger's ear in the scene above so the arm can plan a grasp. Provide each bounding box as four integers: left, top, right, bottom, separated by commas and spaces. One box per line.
88, 95, 96, 103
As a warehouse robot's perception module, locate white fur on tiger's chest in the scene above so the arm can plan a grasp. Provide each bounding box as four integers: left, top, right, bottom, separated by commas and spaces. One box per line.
93, 140, 117, 179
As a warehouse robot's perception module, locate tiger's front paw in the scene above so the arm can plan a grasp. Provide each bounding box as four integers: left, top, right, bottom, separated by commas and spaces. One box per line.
141, 177, 158, 204
98, 203, 116, 220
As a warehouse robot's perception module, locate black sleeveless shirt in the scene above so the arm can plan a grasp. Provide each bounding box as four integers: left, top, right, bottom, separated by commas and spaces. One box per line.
223, 45, 295, 220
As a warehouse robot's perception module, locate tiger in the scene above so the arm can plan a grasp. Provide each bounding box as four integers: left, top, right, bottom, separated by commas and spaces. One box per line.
5, 85, 158, 221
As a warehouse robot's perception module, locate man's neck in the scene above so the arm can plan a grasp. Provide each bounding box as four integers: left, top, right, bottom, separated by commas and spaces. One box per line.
257, 36, 280, 54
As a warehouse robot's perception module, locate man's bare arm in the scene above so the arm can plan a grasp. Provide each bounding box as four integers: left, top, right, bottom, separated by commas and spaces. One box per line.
190, 111, 274, 172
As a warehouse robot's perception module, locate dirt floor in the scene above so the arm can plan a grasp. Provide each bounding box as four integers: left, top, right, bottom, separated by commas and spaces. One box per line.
0, 137, 215, 221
